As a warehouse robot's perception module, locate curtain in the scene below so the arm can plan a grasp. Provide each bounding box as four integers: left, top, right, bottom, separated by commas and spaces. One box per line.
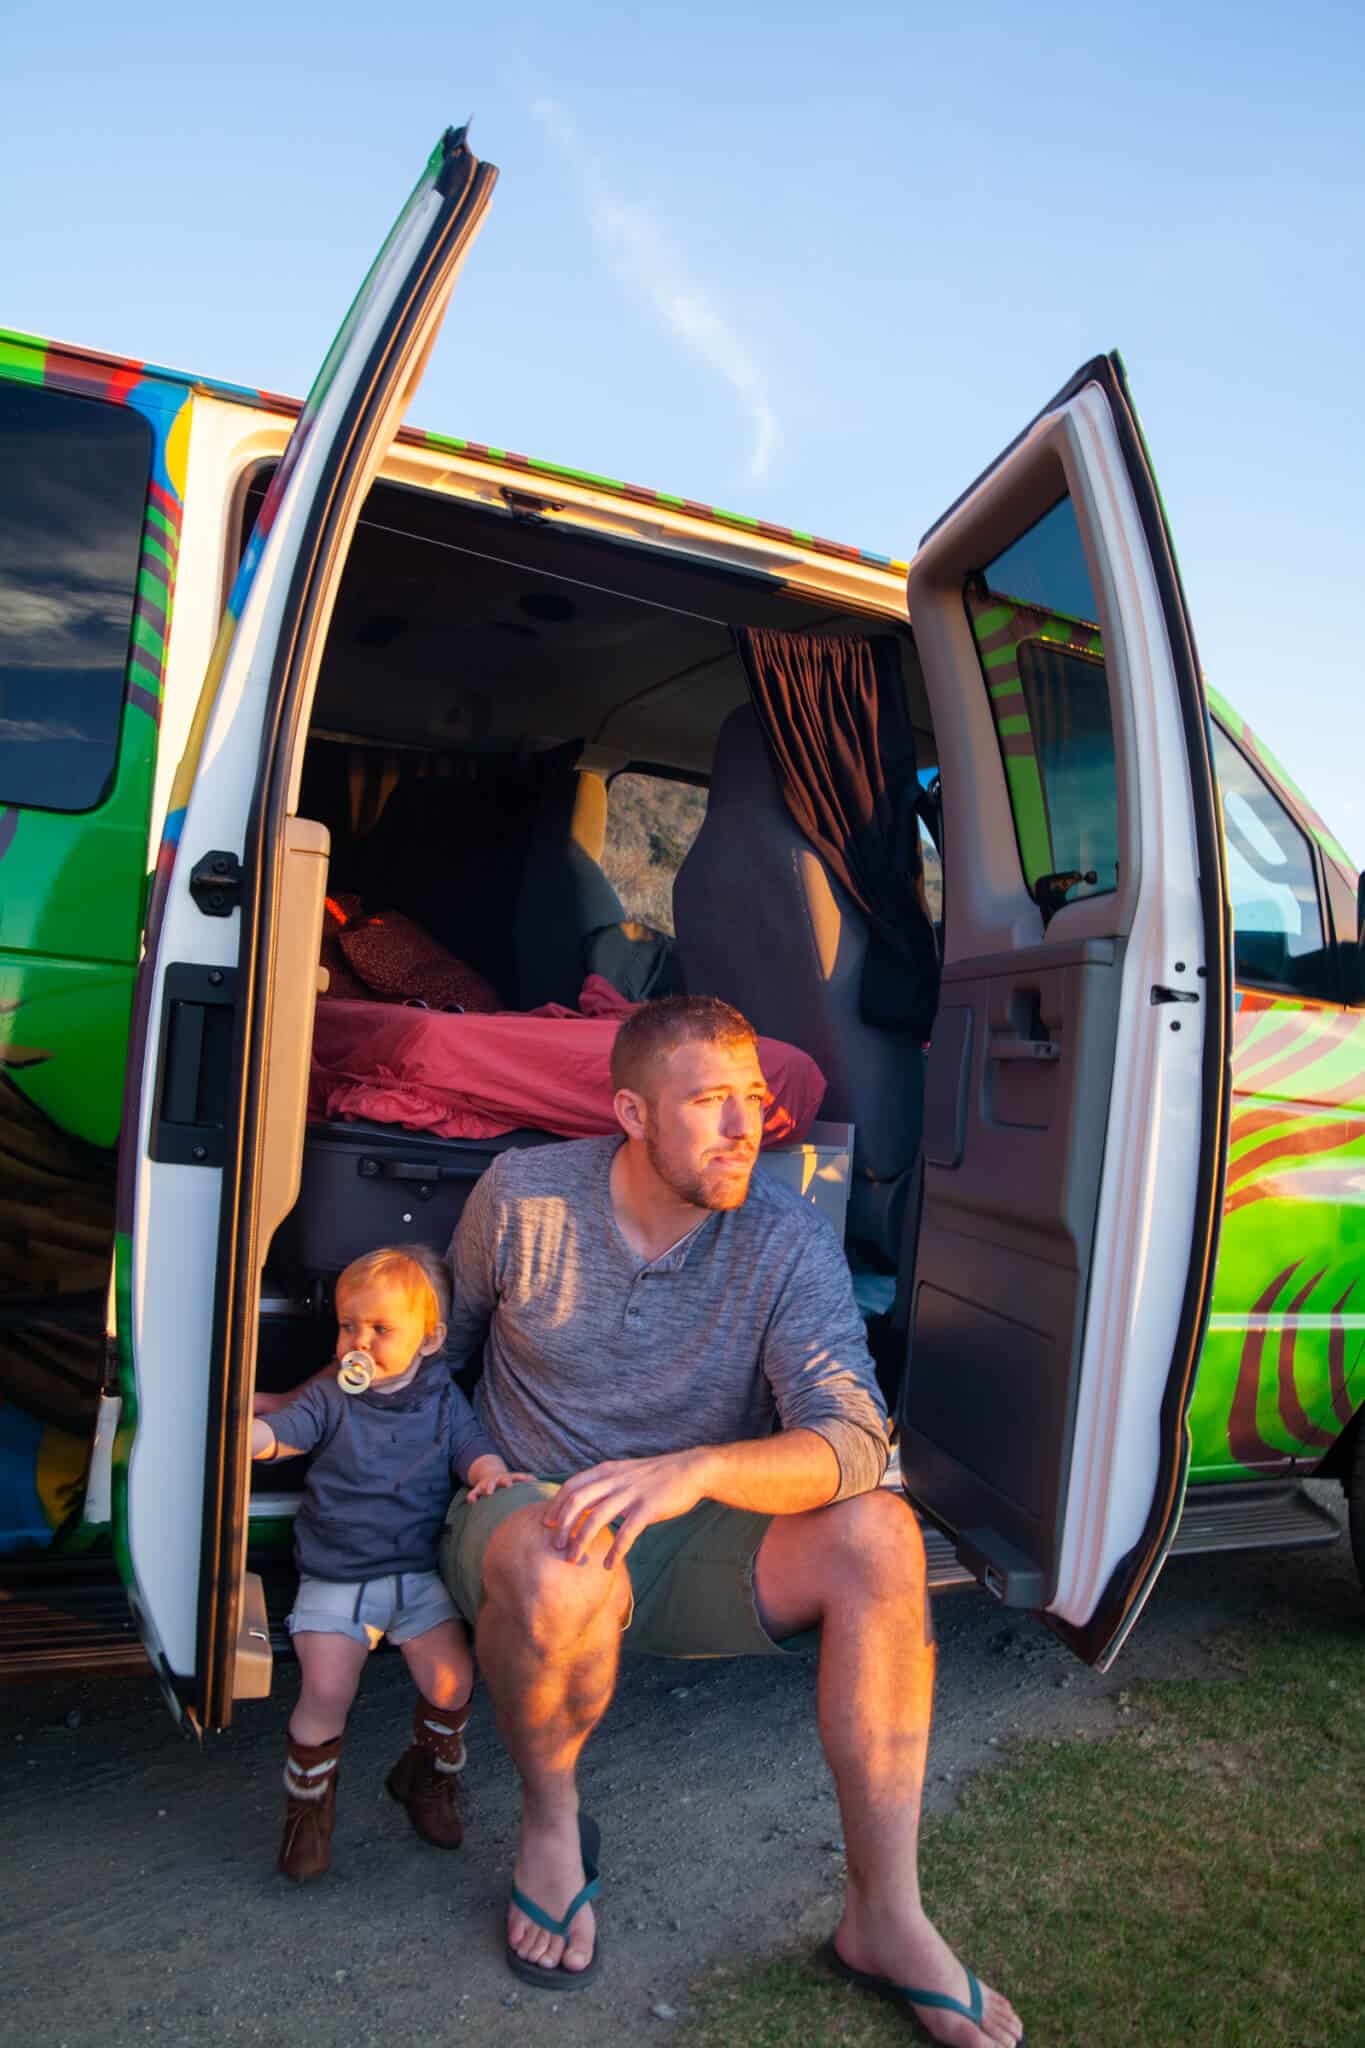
732, 626, 939, 1041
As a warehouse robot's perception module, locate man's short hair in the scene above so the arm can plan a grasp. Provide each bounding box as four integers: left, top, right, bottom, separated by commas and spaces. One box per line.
335, 1244, 451, 1336
609, 994, 759, 1099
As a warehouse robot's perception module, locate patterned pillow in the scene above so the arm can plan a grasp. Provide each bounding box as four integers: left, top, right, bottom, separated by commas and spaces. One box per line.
339, 911, 502, 1013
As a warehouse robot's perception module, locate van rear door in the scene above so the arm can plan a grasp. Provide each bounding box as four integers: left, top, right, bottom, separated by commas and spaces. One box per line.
117, 129, 497, 1730
898, 354, 1232, 1667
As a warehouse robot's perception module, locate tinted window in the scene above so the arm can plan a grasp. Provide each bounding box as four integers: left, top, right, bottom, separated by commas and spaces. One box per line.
967, 494, 1118, 915
0, 382, 152, 812
1212, 723, 1326, 991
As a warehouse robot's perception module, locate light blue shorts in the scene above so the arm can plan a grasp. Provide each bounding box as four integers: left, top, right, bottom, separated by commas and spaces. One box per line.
287, 1569, 460, 1650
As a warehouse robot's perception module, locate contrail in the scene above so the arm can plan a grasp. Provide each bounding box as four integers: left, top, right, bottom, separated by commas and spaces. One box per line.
532, 98, 780, 484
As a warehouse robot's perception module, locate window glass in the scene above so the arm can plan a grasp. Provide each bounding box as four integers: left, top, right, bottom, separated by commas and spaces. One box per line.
602, 770, 706, 935
0, 382, 152, 812
916, 768, 944, 923
1212, 724, 1326, 990
966, 494, 1118, 916
920, 817, 943, 923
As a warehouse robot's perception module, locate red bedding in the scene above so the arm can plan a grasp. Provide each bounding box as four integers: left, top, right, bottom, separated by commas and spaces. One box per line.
309, 977, 825, 1146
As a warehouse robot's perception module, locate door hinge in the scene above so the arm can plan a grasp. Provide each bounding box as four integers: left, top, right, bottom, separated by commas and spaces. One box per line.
189, 850, 243, 917
1150, 985, 1200, 1006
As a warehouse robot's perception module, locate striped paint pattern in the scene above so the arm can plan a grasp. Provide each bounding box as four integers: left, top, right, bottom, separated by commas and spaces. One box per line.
0, 325, 908, 581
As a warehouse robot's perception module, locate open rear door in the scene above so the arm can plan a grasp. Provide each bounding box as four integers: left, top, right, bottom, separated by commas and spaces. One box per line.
115, 129, 497, 1729
898, 354, 1231, 1667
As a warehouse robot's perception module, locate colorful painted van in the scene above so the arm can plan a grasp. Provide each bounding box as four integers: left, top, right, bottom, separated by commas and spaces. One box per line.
2, 129, 1361, 1725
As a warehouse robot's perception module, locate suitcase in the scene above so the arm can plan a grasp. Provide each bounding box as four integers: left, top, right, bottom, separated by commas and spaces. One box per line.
268, 1119, 558, 1280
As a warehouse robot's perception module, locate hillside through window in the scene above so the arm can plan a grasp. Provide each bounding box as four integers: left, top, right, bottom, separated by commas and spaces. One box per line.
602, 771, 707, 936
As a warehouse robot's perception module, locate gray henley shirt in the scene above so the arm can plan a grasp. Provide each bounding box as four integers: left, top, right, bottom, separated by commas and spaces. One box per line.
446, 1135, 889, 1500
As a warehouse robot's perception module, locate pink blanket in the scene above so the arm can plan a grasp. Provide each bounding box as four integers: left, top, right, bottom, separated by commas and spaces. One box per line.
309, 978, 825, 1146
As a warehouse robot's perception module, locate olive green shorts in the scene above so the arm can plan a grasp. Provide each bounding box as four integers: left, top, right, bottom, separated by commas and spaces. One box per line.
438, 1479, 816, 1659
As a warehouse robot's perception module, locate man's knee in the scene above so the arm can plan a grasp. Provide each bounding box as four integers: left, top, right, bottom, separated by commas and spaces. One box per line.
481, 1503, 630, 1644
818, 1487, 926, 1603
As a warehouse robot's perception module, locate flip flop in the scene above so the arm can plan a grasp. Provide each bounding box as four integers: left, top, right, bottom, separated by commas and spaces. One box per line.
505, 1814, 602, 1990
822, 1939, 1026, 2046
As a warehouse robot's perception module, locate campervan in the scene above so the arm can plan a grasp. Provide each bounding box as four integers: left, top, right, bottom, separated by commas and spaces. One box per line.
3, 129, 1361, 1730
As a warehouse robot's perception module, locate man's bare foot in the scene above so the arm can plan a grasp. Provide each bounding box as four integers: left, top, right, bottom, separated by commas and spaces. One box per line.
506, 1809, 597, 1975
834, 1905, 1023, 2048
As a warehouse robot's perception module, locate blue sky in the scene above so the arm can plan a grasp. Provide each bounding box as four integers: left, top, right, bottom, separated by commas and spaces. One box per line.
8, 2, 1364, 859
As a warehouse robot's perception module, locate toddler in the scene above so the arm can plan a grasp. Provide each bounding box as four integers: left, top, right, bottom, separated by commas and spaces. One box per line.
252, 1242, 525, 1882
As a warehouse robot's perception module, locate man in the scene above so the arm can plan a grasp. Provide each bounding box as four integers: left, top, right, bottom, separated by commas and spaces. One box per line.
440, 995, 1023, 2048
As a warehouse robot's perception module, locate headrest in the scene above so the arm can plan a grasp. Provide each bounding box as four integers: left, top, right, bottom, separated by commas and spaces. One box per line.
705, 705, 783, 813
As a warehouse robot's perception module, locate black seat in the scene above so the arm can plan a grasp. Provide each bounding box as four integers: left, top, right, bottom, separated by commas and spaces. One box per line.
674, 706, 924, 1260
363, 750, 623, 1009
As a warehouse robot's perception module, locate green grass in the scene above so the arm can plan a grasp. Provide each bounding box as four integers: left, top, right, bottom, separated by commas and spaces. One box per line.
683, 1609, 1365, 2047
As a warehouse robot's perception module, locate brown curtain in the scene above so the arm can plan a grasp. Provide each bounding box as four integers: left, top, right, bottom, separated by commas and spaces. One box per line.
732, 626, 939, 1041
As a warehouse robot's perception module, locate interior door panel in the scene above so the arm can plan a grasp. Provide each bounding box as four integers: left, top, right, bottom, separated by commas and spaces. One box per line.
903, 939, 1123, 1599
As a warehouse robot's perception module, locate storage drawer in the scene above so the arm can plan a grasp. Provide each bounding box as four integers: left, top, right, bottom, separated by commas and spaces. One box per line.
268, 1120, 558, 1277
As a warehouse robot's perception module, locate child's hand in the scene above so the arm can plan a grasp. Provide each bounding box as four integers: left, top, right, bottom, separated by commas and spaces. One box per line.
466, 1466, 535, 1503
254, 1363, 339, 1418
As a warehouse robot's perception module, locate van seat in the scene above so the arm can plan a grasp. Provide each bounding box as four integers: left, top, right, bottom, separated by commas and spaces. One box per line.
674, 706, 925, 1261
327, 749, 623, 1009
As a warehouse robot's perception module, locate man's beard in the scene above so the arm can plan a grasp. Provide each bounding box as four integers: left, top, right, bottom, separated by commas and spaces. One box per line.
644, 1131, 756, 1211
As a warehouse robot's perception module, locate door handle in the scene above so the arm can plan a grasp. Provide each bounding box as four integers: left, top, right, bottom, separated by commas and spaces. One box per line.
150, 963, 240, 1164
358, 1156, 485, 1184
987, 1036, 1060, 1063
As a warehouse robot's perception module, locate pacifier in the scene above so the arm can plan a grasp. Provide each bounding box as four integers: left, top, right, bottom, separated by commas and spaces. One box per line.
337, 1348, 376, 1395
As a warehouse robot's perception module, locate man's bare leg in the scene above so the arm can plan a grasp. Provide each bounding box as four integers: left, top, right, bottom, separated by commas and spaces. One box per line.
754, 1489, 1024, 2048
476, 1504, 632, 1974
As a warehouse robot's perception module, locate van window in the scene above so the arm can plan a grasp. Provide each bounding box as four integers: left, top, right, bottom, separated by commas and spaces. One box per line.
602, 770, 706, 935
966, 495, 1118, 913
0, 382, 152, 813
1211, 723, 1327, 992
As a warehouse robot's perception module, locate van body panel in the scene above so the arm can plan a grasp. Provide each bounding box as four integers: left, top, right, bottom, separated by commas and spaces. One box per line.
1194, 990, 1365, 1478
0, 346, 193, 1561
0, 347, 189, 1141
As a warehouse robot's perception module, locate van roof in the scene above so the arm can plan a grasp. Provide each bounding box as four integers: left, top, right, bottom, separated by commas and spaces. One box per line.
1, 327, 910, 581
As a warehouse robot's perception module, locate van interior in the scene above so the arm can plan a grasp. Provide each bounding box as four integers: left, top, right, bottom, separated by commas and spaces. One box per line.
244, 468, 945, 1449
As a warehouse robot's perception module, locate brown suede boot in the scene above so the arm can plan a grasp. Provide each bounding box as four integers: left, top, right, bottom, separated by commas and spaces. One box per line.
278, 1731, 343, 1882
385, 1693, 469, 1849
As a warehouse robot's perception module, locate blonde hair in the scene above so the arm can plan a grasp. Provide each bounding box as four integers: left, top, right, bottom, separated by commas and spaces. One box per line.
335, 1245, 451, 1338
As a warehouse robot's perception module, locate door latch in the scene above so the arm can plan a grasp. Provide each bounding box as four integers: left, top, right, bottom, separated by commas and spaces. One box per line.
189, 850, 243, 917
1150, 985, 1200, 1006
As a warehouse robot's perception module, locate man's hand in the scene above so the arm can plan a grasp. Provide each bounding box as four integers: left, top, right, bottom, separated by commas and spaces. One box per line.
545, 1451, 710, 1570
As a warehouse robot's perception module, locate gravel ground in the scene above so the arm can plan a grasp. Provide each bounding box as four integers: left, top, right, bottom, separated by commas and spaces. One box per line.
2, 1490, 1360, 2048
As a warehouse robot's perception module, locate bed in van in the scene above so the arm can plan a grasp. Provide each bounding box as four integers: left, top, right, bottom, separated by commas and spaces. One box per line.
2, 128, 1362, 1729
